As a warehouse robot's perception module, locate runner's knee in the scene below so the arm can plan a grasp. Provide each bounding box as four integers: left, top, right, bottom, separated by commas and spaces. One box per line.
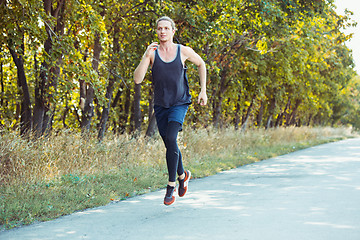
164, 121, 181, 147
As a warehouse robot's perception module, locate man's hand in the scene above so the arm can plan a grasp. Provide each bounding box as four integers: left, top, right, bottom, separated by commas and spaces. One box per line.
198, 91, 208, 106
145, 42, 159, 58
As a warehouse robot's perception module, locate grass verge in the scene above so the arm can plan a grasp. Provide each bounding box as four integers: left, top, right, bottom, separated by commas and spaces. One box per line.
0, 126, 357, 230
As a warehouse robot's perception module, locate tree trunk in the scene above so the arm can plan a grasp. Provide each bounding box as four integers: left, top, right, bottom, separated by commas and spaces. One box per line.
145, 88, 156, 137
212, 69, 228, 128
288, 99, 301, 126
241, 96, 254, 132
0, 57, 4, 108
8, 46, 32, 136
98, 75, 115, 141
212, 93, 223, 128
109, 88, 122, 133
257, 101, 264, 127
33, 76, 46, 137
81, 32, 102, 134
233, 96, 241, 130
265, 98, 276, 129
275, 113, 283, 127
111, 89, 122, 108
275, 97, 291, 127
307, 114, 313, 126
98, 23, 119, 141
33, 0, 66, 137
147, 86, 154, 123
62, 104, 70, 128
81, 85, 95, 132
79, 50, 88, 112
145, 110, 157, 137
119, 88, 131, 134
133, 83, 142, 134
266, 115, 272, 129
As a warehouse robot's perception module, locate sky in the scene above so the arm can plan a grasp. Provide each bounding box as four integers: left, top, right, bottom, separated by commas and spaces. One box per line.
334, 0, 360, 73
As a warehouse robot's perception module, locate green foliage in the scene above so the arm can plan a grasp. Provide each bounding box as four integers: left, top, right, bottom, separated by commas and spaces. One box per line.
0, 0, 358, 133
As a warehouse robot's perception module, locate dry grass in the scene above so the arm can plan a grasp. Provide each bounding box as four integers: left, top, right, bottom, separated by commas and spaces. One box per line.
1, 126, 351, 185
0, 130, 165, 185
0, 126, 357, 229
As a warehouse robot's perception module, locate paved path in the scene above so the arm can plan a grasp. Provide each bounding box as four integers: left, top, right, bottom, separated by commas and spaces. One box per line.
2, 138, 360, 240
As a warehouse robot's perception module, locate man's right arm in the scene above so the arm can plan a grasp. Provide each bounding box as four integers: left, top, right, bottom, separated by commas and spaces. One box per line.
134, 56, 150, 84
134, 42, 158, 84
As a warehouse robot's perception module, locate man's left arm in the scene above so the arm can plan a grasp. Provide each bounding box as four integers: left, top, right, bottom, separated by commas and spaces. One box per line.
183, 46, 208, 106
197, 60, 207, 106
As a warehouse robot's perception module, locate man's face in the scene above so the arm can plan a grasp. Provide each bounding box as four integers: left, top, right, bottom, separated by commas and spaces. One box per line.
156, 20, 175, 42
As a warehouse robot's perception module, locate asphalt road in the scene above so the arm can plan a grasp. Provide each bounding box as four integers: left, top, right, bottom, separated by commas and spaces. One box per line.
1, 138, 360, 240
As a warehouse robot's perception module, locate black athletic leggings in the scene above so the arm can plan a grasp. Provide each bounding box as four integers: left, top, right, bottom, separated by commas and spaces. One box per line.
160, 121, 184, 182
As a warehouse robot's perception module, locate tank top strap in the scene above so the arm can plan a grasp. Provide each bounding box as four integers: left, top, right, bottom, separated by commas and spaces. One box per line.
177, 44, 183, 64
177, 44, 181, 56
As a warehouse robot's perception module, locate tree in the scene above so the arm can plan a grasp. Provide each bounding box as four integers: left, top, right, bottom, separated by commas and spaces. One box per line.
0, 0, 357, 137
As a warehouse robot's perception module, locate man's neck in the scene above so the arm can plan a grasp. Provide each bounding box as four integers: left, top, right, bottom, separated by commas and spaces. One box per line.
159, 40, 176, 51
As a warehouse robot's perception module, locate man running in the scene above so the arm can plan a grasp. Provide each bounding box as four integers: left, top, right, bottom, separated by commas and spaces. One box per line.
134, 16, 207, 205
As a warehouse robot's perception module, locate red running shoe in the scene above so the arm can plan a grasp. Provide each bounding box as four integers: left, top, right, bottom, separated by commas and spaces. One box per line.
164, 185, 176, 205
178, 170, 191, 197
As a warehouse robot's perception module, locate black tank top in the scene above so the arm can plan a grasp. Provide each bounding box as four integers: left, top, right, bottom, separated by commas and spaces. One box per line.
151, 44, 191, 108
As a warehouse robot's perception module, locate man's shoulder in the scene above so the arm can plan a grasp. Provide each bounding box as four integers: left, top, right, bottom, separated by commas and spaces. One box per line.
180, 44, 195, 56
180, 44, 192, 51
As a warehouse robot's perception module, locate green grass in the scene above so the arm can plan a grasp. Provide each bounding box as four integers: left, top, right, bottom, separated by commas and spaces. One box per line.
0, 126, 357, 230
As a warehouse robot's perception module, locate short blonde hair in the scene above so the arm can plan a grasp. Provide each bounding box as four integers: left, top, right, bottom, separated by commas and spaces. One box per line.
156, 16, 176, 30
